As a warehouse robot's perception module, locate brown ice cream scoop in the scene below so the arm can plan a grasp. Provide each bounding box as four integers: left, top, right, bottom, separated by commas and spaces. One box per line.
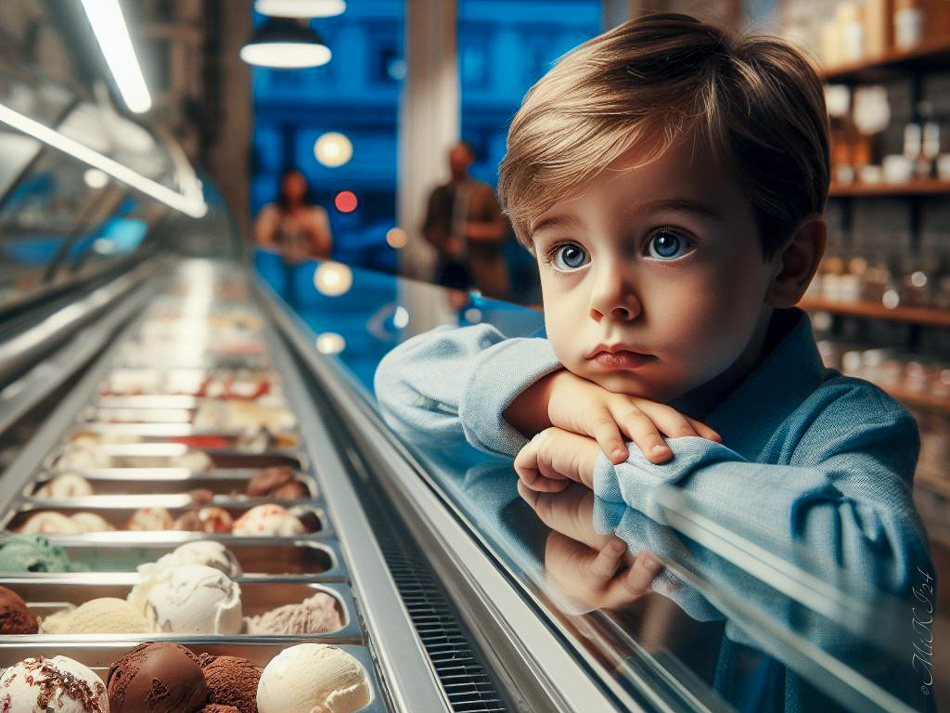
246, 466, 300, 498
200, 706, 240, 713
108, 642, 209, 713
173, 507, 234, 534
197, 653, 262, 713
0, 585, 37, 634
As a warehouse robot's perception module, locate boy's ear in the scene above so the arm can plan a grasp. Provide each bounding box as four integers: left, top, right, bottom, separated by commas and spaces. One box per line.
765, 214, 826, 309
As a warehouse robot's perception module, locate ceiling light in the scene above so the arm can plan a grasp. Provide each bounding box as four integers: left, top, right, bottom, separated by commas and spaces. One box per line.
255, 0, 346, 18
241, 18, 331, 69
80, 0, 152, 113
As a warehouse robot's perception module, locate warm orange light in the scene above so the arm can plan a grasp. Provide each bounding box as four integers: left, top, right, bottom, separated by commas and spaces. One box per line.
334, 190, 358, 213
386, 227, 407, 248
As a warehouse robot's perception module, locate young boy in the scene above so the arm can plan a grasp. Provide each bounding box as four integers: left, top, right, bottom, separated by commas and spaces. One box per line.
375, 13, 931, 707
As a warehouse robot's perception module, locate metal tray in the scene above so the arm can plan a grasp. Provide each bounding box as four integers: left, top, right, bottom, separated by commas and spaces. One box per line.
28, 469, 319, 500
44, 443, 305, 471
0, 537, 345, 580
0, 642, 386, 713
3, 502, 332, 539
0, 579, 360, 642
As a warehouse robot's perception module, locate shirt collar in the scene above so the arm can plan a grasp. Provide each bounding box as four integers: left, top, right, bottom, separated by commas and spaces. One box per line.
703, 307, 828, 460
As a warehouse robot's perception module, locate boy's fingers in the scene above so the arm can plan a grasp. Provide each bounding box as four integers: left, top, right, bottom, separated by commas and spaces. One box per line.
615, 410, 671, 463
621, 552, 664, 596
588, 414, 628, 464
685, 417, 724, 443
589, 538, 627, 580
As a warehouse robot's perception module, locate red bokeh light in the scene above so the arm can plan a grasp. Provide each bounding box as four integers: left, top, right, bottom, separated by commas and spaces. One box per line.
334, 190, 358, 213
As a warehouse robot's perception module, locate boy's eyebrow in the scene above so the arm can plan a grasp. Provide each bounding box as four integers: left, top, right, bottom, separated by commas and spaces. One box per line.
529, 214, 582, 237
628, 198, 724, 220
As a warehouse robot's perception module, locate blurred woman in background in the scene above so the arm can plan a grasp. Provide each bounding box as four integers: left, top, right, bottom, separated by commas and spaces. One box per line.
254, 169, 333, 262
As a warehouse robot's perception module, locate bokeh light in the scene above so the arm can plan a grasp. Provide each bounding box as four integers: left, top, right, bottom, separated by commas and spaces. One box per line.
315, 331, 346, 354
334, 190, 358, 213
313, 261, 353, 296
385, 227, 407, 248
314, 131, 353, 167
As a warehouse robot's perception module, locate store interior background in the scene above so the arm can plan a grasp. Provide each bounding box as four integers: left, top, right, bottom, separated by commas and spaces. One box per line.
4, 0, 950, 681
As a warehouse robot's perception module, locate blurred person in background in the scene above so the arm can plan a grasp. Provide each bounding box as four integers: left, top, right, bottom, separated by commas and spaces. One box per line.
422, 141, 510, 299
254, 169, 334, 263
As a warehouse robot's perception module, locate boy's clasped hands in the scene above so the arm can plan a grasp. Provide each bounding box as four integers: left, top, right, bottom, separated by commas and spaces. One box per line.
505, 368, 722, 611
508, 368, 723, 492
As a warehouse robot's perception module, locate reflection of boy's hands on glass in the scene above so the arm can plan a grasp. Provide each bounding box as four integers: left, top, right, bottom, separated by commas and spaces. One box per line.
504, 369, 722, 466
519, 481, 664, 610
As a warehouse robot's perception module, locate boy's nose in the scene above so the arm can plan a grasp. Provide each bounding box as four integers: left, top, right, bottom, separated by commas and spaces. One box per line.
588, 270, 641, 323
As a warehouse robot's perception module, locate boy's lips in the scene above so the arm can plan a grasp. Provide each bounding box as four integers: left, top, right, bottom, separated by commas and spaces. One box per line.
587, 344, 656, 369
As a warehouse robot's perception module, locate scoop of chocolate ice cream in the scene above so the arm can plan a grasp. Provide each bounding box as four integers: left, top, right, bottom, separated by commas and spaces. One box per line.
197, 653, 261, 713
188, 488, 215, 506
0, 584, 38, 634
200, 706, 240, 713
245, 466, 295, 498
271, 479, 308, 499
108, 642, 209, 713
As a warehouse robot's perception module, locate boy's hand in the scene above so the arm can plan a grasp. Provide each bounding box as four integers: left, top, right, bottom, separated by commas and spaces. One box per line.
518, 482, 664, 610
505, 369, 721, 465
514, 427, 601, 491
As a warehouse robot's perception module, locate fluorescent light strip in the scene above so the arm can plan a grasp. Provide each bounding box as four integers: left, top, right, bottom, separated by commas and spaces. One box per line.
0, 103, 207, 218
80, 0, 152, 113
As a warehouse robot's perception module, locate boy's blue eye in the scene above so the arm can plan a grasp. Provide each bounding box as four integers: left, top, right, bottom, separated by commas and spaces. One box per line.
552, 244, 590, 270
646, 230, 693, 260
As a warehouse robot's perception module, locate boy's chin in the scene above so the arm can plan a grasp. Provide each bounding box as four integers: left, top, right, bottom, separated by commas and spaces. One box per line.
581, 370, 681, 403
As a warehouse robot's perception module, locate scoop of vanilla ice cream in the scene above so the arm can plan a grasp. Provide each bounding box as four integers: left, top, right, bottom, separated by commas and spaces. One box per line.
129, 542, 242, 614
144, 564, 242, 635
34, 473, 94, 500
42, 598, 151, 634
257, 644, 371, 713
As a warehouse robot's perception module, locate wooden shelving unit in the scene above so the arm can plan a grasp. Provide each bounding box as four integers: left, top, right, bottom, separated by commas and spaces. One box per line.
884, 385, 950, 415
828, 180, 950, 198
821, 39, 950, 83
799, 297, 950, 328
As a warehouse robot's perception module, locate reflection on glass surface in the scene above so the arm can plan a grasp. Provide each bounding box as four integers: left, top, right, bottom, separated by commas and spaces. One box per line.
262, 259, 936, 713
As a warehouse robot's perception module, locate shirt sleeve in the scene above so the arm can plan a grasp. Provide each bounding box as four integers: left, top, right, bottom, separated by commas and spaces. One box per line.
373, 324, 562, 457
592, 383, 931, 602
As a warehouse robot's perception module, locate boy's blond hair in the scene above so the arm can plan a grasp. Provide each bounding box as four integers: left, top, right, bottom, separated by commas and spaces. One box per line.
498, 13, 829, 259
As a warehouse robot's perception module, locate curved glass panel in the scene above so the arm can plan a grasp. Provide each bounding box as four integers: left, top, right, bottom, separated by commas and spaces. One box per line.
261, 257, 937, 713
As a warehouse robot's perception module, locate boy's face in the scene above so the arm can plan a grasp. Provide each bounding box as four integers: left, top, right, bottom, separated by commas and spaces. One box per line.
531, 139, 780, 404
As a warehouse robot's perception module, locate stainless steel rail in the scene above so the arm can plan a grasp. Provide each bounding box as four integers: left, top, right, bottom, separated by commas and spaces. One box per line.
254, 279, 639, 713
257, 294, 452, 713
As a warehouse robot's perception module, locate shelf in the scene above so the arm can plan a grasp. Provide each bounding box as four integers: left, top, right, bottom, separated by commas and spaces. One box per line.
829, 180, 950, 198
885, 385, 950, 414
821, 39, 950, 83
799, 297, 950, 327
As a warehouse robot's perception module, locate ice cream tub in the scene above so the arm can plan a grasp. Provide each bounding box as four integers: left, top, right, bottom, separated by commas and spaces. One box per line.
0, 537, 345, 579
64, 423, 302, 450
44, 441, 305, 471
3, 502, 331, 539
1, 579, 360, 641
28, 467, 319, 500
0, 642, 385, 713
99, 367, 277, 395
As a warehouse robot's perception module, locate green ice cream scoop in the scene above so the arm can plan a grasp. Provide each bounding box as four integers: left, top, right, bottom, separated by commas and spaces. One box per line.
0, 535, 81, 572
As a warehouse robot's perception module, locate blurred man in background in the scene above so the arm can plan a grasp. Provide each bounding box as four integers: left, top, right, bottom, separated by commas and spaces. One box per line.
422, 142, 510, 299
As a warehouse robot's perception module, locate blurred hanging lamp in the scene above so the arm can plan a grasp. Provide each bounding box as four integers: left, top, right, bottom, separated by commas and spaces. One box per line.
254, 0, 346, 18
240, 17, 331, 68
